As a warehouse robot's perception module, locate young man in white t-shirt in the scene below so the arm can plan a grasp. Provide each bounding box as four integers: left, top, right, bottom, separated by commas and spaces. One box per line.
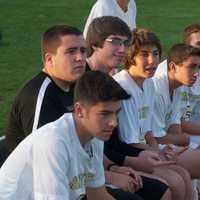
155, 24, 200, 144
152, 44, 200, 180
114, 28, 193, 200
0, 70, 131, 200
83, 0, 136, 38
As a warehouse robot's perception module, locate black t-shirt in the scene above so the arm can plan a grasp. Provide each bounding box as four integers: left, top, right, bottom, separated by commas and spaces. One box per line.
5, 72, 74, 151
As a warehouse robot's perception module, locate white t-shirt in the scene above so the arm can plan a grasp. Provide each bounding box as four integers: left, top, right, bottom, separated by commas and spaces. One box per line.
154, 59, 167, 77
155, 59, 200, 121
152, 74, 182, 137
113, 70, 155, 144
83, 0, 136, 38
0, 113, 105, 200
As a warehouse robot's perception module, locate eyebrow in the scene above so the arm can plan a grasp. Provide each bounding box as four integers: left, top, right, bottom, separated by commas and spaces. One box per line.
109, 37, 128, 40
140, 49, 159, 53
65, 46, 86, 52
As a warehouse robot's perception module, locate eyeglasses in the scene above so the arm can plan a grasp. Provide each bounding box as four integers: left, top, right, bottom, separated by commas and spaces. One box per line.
105, 37, 130, 47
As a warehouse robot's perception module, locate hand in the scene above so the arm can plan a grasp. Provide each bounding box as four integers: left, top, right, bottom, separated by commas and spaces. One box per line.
109, 171, 142, 193
109, 166, 143, 190
137, 150, 175, 173
160, 145, 188, 161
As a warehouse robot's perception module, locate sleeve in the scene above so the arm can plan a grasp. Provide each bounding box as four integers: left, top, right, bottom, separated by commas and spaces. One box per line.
143, 82, 156, 135
33, 138, 70, 199
83, 0, 112, 38
87, 140, 105, 188
118, 99, 140, 144
152, 94, 168, 137
5, 94, 35, 152
168, 104, 181, 127
104, 142, 125, 166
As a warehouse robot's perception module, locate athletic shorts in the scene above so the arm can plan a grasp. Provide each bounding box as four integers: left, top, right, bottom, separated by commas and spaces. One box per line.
136, 176, 168, 200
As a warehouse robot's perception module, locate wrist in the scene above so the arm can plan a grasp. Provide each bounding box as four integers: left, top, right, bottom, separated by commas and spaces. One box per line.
107, 163, 117, 171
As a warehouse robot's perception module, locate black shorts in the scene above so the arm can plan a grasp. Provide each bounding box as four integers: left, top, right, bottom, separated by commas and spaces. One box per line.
106, 187, 144, 200
135, 176, 168, 200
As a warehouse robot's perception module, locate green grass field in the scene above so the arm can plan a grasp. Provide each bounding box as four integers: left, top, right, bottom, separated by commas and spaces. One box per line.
0, 0, 199, 135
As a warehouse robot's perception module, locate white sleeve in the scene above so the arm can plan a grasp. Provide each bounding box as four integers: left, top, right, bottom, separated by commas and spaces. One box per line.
83, 1, 111, 38
118, 99, 140, 144
152, 94, 167, 137
169, 102, 181, 126
33, 139, 70, 199
87, 140, 105, 188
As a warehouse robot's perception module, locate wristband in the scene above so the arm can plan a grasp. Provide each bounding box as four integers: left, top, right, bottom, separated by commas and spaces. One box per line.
107, 163, 116, 171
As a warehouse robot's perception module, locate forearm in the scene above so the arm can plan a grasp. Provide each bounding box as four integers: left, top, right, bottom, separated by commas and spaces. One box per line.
130, 143, 151, 150
123, 156, 141, 171
155, 132, 189, 146
181, 120, 200, 135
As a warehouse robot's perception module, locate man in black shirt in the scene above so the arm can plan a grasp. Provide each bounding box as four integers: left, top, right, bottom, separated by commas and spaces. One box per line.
5, 25, 86, 153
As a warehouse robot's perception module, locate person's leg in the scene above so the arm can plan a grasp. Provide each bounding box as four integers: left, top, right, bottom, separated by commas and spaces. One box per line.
153, 166, 186, 200
136, 176, 170, 200
177, 148, 200, 178
106, 187, 144, 200
168, 165, 193, 200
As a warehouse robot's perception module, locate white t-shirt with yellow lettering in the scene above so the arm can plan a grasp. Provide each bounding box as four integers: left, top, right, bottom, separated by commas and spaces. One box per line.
113, 70, 155, 144
0, 113, 105, 200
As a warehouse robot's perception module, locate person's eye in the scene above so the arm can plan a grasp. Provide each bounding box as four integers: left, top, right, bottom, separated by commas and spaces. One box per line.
65, 49, 76, 54
80, 47, 86, 54
153, 51, 159, 56
139, 53, 148, 57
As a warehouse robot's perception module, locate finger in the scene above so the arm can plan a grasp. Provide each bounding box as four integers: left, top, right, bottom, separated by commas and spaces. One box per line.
156, 160, 176, 166
128, 181, 137, 193
137, 175, 143, 188
176, 147, 188, 155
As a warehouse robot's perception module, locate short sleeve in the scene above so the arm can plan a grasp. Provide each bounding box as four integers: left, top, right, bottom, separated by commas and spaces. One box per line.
118, 99, 140, 144
33, 138, 70, 199
87, 140, 105, 188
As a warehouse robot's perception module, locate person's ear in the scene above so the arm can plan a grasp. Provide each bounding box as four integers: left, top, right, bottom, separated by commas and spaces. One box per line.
92, 45, 99, 52
74, 102, 84, 118
44, 52, 54, 66
168, 61, 177, 72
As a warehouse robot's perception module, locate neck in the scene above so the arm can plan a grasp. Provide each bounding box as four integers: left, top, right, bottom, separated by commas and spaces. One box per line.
87, 56, 110, 74
168, 71, 182, 95
117, 0, 129, 12
128, 68, 145, 89
73, 114, 92, 146
43, 68, 72, 92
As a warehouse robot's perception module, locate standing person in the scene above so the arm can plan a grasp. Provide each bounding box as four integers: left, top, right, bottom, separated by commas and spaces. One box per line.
5, 25, 86, 154
86, 16, 172, 200
113, 28, 193, 200
0, 70, 130, 200
83, 0, 137, 38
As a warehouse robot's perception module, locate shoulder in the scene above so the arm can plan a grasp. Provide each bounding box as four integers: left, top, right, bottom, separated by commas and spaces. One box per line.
14, 72, 52, 102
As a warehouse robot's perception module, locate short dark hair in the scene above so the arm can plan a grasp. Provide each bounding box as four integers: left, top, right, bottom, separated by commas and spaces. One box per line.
124, 28, 162, 69
167, 43, 200, 67
86, 16, 132, 57
183, 23, 200, 44
74, 71, 130, 105
41, 25, 82, 62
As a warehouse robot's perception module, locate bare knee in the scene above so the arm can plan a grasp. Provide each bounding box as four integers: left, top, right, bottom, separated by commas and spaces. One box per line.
154, 167, 185, 200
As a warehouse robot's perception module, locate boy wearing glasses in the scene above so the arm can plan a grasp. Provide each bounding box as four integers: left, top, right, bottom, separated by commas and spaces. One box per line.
85, 16, 172, 200
85, 16, 131, 76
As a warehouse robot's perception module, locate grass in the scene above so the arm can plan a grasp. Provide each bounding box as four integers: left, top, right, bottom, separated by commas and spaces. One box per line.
0, 0, 200, 134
